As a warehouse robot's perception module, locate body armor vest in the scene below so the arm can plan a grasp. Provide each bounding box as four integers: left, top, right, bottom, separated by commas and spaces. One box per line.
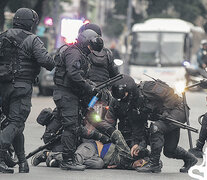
88, 48, 112, 84
54, 44, 89, 89
139, 80, 182, 113
0, 29, 40, 82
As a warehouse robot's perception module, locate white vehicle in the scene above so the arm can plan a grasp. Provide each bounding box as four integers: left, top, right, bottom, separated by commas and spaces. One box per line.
129, 18, 205, 93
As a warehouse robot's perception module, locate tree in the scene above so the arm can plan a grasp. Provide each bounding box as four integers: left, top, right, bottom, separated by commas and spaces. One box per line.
104, 0, 207, 38
146, 0, 206, 24
0, 0, 60, 32
0, 0, 10, 31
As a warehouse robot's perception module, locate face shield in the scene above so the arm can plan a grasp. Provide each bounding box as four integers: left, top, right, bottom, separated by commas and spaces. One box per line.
89, 37, 104, 52
112, 84, 128, 101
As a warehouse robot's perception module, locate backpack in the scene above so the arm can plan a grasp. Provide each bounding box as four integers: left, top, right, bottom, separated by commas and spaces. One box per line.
140, 79, 181, 109
0, 31, 28, 82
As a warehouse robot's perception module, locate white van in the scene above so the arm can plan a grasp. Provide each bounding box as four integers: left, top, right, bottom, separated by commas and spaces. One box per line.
129, 18, 205, 93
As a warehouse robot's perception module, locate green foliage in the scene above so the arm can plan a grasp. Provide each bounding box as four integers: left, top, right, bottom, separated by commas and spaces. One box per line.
147, 0, 206, 23
172, 0, 206, 23
147, 0, 170, 16
61, 0, 72, 3
105, 0, 207, 37
114, 0, 128, 15
103, 16, 124, 38
7, 0, 35, 12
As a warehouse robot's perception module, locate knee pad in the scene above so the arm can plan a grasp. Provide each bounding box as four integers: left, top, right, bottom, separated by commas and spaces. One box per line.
163, 150, 174, 158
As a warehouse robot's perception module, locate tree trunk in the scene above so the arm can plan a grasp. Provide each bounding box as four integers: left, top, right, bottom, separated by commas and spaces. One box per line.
0, 0, 10, 32
33, 0, 46, 23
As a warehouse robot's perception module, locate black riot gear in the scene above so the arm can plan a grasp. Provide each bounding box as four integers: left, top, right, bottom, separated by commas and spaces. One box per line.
77, 29, 103, 52
78, 23, 102, 36
88, 48, 119, 84
0, 7, 54, 173
90, 37, 104, 52
111, 84, 127, 100
13, 8, 39, 31
111, 75, 137, 100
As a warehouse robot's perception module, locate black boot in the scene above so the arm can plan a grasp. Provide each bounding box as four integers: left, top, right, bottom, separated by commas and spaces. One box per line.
135, 156, 162, 173
0, 150, 14, 173
188, 140, 204, 158
60, 154, 85, 171
19, 160, 29, 173
174, 146, 198, 173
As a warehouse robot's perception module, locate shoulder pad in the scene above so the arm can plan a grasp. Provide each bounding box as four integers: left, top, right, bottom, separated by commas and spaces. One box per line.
104, 48, 113, 63
58, 44, 69, 54
22, 30, 33, 36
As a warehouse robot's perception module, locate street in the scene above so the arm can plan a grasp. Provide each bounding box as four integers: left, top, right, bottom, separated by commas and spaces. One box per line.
1, 90, 207, 180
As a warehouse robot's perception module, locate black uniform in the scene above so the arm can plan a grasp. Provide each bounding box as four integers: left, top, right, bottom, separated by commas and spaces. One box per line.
136, 80, 197, 173
0, 26, 54, 172
89, 75, 149, 159
189, 113, 207, 158
87, 47, 120, 114
53, 43, 93, 160
88, 48, 119, 84
53, 27, 105, 170
103, 98, 147, 149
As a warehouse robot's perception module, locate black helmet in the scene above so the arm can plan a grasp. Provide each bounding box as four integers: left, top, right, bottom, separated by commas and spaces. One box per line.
78, 23, 102, 36
111, 84, 127, 100
77, 29, 103, 52
111, 74, 137, 101
13, 8, 39, 31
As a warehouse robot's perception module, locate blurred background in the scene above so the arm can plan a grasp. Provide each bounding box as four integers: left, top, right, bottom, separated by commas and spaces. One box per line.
1, 0, 207, 95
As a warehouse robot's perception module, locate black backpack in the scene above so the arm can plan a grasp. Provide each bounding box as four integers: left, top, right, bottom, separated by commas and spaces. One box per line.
0, 31, 28, 82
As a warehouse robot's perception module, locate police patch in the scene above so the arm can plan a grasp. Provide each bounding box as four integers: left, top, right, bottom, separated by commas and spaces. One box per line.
75, 61, 81, 69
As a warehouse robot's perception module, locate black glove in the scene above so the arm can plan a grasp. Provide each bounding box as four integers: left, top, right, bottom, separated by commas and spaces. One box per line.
92, 129, 110, 144
99, 134, 111, 144
138, 139, 147, 151
199, 79, 207, 89
160, 111, 169, 120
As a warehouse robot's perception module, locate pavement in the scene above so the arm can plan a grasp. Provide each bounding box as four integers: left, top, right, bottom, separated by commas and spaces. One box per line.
1, 90, 207, 180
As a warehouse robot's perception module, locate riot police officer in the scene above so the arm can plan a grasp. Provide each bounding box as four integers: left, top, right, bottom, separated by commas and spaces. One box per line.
0, 8, 54, 173
103, 75, 198, 173
78, 23, 119, 85
189, 113, 207, 158
53, 29, 103, 171
89, 75, 149, 160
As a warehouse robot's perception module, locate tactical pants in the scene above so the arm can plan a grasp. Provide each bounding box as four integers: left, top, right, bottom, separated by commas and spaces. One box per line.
0, 81, 32, 162
150, 107, 186, 162
53, 88, 80, 159
198, 113, 207, 144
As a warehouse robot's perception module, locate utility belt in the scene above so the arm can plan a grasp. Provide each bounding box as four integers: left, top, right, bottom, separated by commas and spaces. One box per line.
14, 78, 34, 84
